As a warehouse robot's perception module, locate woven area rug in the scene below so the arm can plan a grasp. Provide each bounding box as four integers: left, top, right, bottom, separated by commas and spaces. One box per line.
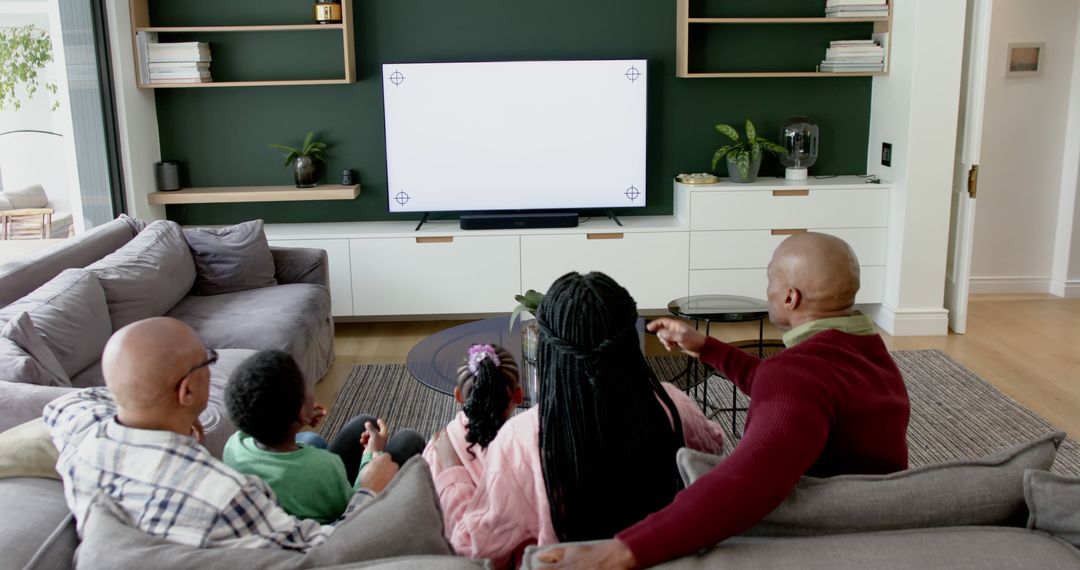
320, 349, 1080, 475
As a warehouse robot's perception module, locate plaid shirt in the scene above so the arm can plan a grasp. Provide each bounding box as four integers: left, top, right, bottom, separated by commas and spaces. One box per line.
44, 388, 371, 551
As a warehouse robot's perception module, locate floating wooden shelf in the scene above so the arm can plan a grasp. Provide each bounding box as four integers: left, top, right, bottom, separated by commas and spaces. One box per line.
138, 79, 352, 89
148, 185, 361, 205
676, 0, 894, 78
682, 71, 887, 78
129, 0, 356, 88
137, 24, 345, 33
688, 17, 889, 24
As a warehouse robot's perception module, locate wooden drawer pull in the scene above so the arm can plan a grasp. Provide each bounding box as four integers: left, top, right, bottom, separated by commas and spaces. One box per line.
772, 189, 810, 197
415, 236, 454, 244
771, 229, 808, 236
587, 233, 624, 240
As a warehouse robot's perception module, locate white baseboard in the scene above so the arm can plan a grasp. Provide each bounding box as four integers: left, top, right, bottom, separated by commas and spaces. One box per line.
968, 276, 1052, 295
1050, 278, 1080, 298
865, 303, 950, 337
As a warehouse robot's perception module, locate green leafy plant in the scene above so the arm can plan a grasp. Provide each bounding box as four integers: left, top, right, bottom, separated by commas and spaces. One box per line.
711, 119, 786, 179
0, 25, 59, 111
268, 131, 328, 167
510, 289, 544, 333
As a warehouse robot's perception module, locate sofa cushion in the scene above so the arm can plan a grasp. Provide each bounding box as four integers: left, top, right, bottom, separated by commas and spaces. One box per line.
0, 418, 59, 480
0, 216, 135, 307
1025, 469, 1080, 547
0, 477, 78, 570
0, 269, 111, 377
167, 283, 332, 384
0, 382, 75, 433
677, 432, 1064, 536
86, 219, 196, 330
183, 219, 278, 295
0, 312, 70, 386
75, 456, 454, 570
4, 184, 49, 209
523, 527, 1080, 570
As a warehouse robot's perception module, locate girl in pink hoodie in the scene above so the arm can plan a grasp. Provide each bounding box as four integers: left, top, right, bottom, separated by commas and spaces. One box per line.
429, 272, 726, 568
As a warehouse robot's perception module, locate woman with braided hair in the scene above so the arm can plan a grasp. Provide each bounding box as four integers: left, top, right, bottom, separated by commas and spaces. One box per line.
432, 272, 725, 568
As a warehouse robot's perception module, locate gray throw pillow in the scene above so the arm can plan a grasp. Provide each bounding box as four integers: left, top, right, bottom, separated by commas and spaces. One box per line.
0, 312, 69, 386
86, 219, 196, 330
1025, 469, 1080, 546
75, 456, 454, 570
0, 269, 110, 378
676, 432, 1064, 536
183, 219, 277, 295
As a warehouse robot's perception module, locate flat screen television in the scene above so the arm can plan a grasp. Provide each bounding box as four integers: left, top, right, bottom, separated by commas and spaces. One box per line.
382, 59, 647, 214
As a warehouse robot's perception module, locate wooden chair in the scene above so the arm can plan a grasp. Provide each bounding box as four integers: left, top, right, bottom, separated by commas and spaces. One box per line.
0, 208, 54, 240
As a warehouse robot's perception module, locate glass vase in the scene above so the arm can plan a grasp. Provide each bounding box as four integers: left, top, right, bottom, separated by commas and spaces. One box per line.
520, 319, 540, 406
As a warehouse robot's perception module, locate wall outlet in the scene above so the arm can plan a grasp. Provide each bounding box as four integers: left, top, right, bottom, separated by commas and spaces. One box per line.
881, 142, 893, 167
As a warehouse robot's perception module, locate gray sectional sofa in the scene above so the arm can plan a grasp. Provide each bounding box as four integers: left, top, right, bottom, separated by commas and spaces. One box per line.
0, 215, 337, 569
0, 215, 335, 446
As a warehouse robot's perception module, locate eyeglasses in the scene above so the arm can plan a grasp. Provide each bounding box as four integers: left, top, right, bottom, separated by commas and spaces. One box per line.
182, 348, 218, 379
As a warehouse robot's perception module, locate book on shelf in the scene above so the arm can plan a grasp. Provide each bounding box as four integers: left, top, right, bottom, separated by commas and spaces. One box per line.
147, 52, 212, 63
135, 31, 158, 85
826, 0, 887, 6
148, 62, 210, 71
149, 70, 212, 80
150, 77, 214, 84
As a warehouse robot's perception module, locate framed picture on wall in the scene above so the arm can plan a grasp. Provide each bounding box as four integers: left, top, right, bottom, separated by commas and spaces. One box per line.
1006, 43, 1044, 77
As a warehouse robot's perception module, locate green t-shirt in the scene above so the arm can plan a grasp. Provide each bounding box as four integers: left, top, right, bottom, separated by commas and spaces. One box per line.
223, 431, 358, 524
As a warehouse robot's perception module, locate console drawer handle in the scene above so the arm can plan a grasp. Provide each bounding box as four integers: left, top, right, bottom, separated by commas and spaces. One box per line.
587, 233, 624, 240
772, 189, 810, 197
415, 236, 454, 244
771, 229, 808, 236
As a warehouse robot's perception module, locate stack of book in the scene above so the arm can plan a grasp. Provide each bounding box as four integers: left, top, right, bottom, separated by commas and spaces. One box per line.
820, 38, 886, 73
825, 0, 889, 18
136, 34, 213, 85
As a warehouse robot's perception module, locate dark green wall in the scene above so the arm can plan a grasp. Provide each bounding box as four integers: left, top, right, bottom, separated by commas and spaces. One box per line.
156, 0, 874, 225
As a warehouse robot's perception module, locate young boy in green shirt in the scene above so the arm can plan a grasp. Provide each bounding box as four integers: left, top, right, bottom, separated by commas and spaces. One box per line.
223, 350, 425, 523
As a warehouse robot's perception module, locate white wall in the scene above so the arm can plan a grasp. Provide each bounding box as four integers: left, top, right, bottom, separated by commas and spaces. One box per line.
865, 0, 968, 335
104, 0, 163, 221
0, 3, 76, 217
970, 0, 1080, 295
1053, 8, 1080, 298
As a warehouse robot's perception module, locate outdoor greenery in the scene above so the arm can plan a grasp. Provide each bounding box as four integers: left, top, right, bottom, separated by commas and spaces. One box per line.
268, 131, 328, 167
711, 119, 786, 179
0, 25, 58, 111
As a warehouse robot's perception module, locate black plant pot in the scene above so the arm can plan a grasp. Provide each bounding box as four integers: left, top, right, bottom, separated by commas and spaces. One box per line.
293, 156, 318, 188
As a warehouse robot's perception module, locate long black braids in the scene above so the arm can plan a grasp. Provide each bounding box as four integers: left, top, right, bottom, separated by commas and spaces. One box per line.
536, 271, 685, 542
457, 344, 519, 451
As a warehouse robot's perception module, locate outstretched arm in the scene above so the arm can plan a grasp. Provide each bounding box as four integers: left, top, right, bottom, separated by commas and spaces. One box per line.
648, 318, 764, 395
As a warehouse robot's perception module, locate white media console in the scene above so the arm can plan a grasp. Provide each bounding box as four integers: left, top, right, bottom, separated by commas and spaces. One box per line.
264, 177, 890, 320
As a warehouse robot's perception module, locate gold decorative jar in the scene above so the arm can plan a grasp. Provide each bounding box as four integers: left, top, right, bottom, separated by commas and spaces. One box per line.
313, 0, 342, 24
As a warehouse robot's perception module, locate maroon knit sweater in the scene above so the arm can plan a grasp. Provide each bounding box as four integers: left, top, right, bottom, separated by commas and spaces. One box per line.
617, 330, 910, 568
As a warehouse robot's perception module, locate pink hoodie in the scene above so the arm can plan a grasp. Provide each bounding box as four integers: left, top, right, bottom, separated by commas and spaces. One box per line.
433, 382, 725, 568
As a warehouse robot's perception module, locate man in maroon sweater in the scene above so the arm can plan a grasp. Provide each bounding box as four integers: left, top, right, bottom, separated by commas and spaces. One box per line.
538, 232, 911, 569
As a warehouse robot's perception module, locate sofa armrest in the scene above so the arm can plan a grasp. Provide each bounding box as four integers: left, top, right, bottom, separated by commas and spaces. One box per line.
270, 246, 329, 288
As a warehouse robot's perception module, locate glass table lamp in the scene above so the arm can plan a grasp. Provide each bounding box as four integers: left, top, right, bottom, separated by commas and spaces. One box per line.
779, 117, 820, 181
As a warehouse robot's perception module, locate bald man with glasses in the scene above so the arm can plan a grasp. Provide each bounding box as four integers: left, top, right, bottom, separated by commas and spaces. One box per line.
44, 317, 398, 551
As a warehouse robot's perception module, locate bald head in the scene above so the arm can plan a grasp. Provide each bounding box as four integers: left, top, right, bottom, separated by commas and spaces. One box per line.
766, 233, 860, 327
102, 317, 208, 415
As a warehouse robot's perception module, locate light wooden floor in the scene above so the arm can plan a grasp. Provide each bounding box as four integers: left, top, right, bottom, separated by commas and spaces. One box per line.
316, 295, 1080, 437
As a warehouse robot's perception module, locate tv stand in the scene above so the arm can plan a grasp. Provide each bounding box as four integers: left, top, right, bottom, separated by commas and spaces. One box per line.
605, 209, 624, 227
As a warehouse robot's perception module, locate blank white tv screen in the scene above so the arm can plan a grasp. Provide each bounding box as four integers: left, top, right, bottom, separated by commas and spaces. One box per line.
382, 59, 647, 213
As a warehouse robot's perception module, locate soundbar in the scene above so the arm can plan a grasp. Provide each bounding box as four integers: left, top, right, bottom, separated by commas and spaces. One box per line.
459, 212, 579, 230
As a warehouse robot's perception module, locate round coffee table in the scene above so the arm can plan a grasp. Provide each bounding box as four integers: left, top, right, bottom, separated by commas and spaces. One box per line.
667, 294, 771, 438
406, 316, 646, 408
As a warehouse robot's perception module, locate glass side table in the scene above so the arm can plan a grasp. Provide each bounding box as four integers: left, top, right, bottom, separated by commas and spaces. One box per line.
666, 295, 770, 438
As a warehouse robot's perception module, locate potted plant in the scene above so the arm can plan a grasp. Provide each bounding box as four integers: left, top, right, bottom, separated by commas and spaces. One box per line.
711, 119, 786, 183
511, 289, 544, 405
268, 131, 327, 188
